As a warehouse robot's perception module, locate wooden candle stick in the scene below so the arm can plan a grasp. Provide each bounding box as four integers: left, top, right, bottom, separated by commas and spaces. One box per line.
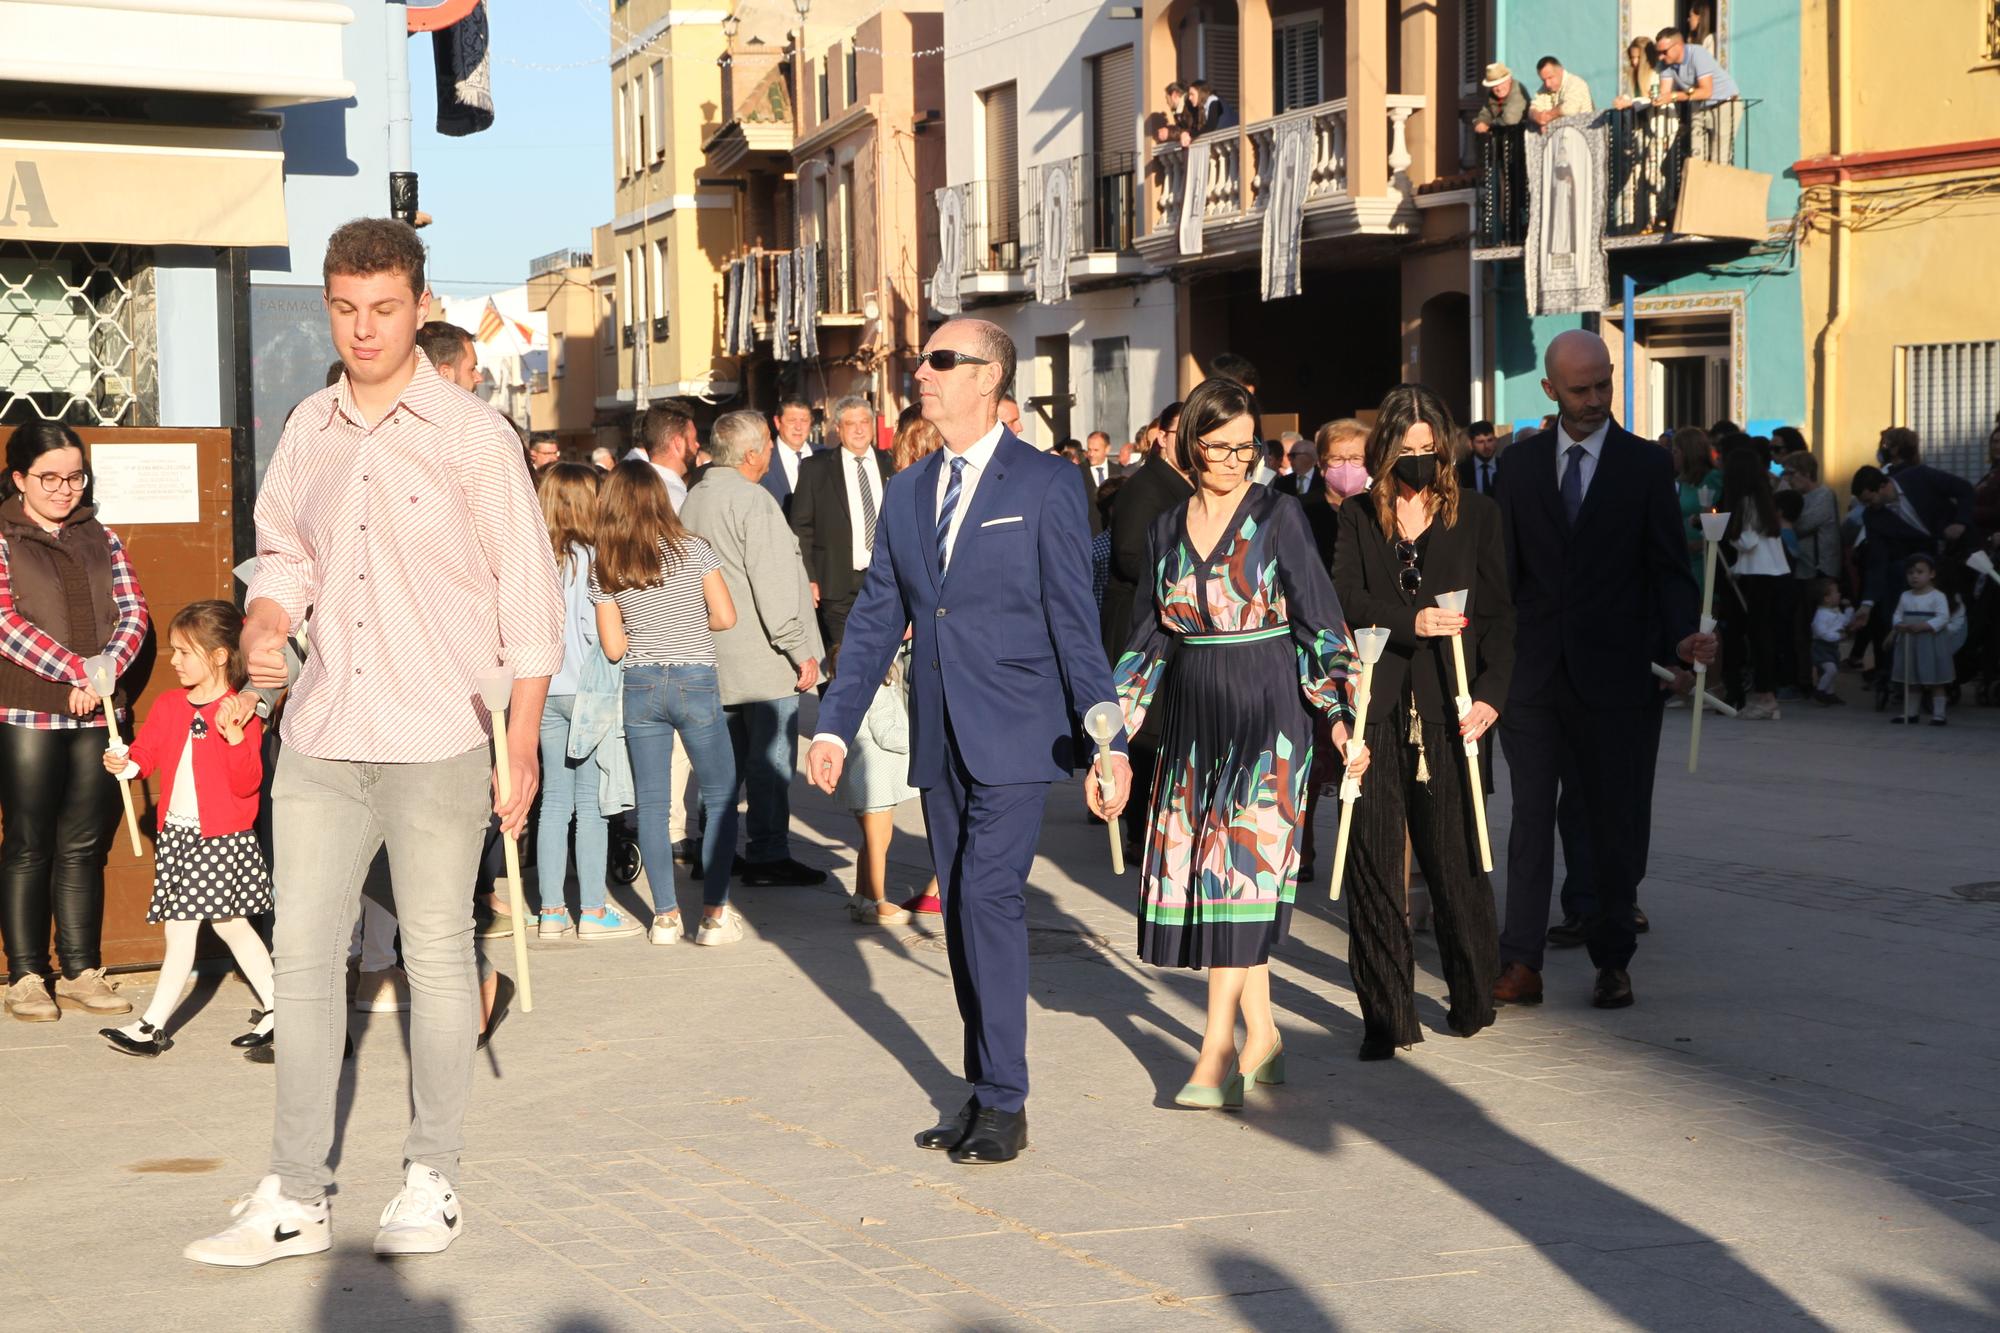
1083, 702, 1126, 875
83, 654, 143, 857
475, 666, 533, 1014
1329, 627, 1391, 901
1431, 590, 1492, 873
1689, 511, 1729, 773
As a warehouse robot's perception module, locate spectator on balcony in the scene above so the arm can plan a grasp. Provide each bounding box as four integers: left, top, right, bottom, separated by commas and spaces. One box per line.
1187, 79, 1233, 137
1654, 26, 1739, 106
1684, 3, 1718, 55
1614, 37, 1662, 108
1472, 64, 1528, 135
1156, 81, 1197, 145
1528, 57, 1594, 130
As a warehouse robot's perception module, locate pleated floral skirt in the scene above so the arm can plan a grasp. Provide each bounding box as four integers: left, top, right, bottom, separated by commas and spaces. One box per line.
1136, 629, 1312, 970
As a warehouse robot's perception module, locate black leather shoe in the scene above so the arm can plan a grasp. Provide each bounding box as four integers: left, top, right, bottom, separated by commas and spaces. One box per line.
1546, 916, 1586, 948
230, 1009, 274, 1049
1632, 907, 1650, 934
101, 1020, 172, 1057
1591, 968, 1634, 1009
948, 1107, 1027, 1165
915, 1097, 978, 1151
739, 858, 829, 887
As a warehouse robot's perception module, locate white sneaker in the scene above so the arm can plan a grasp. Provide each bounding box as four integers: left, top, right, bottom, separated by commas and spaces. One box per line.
373, 1162, 464, 1256
352, 967, 410, 1013
184, 1175, 330, 1268
694, 906, 747, 947
648, 912, 684, 945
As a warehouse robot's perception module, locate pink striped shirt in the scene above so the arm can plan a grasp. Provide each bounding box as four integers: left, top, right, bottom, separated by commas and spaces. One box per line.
248, 352, 563, 763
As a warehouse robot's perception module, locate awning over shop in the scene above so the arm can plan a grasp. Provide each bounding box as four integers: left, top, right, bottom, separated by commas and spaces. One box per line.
0, 119, 287, 247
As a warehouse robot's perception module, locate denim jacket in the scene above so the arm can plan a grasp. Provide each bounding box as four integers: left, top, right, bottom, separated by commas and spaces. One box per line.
569, 643, 635, 814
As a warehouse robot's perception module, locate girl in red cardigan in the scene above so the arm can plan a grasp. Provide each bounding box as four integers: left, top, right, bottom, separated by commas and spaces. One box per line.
99, 600, 275, 1056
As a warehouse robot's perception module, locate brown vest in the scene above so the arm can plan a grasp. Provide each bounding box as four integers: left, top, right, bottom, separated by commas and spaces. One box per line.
0, 496, 125, 715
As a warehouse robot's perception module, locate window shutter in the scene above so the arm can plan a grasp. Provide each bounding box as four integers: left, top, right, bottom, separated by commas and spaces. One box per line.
1461, 0, 1485, 91
983, 83, 1019, 246
1201, 23, 1239, 114
650, 61, 666, 160
1274, 20, 1321, 113
1091, 46, 1135, 164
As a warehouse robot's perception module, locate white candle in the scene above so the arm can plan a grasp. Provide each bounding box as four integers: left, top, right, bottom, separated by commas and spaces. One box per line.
1689, 511, 1730, 774
1330, 627, 1391, 901
476, 665, 533, 1014
1431, 590, 1492, 872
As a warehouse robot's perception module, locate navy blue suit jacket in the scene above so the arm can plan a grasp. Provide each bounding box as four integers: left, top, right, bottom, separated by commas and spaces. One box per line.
1495, 422, 1698, 710
759, 443, 812, 512
817, 428, 1122, 788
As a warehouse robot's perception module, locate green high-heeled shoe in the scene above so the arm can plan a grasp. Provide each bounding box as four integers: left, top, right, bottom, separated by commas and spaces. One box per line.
1243, 1042, 1286, 1088
1173, 1073, 1245, 1109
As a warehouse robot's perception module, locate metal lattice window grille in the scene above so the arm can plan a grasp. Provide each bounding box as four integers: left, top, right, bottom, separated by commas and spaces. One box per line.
0, 243, 158, 428
1988, 0, 2000, 61
1899, 340, 1999, 481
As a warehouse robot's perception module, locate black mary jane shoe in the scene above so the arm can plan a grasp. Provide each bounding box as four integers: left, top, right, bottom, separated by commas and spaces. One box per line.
101, 1021, 173, 1057
231, 1010, 275, 1050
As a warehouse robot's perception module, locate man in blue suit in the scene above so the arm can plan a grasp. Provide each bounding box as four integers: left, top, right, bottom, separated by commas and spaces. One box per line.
759, 395, 816, 512
807, 318, 1129, 1165
1491, 330, 1714, 1011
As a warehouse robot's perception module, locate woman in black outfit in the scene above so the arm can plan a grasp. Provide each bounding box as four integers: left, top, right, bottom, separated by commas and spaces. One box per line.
1, 423, 150, 1021
1332, 385, 1513, 1060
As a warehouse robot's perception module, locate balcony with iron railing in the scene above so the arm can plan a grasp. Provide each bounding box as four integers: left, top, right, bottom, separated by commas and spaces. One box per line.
1137, 95, 1424, 265
1475, 99, 1761, 252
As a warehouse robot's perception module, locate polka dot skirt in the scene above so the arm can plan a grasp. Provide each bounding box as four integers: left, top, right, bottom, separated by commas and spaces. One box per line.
147, 820, 275, 923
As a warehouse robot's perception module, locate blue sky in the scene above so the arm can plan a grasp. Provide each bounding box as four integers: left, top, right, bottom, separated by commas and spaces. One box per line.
414, 4, 611, 296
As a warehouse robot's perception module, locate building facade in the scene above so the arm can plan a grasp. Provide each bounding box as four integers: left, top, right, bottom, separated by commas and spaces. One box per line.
1795, 0, 2000, 485
526, 246, 604, 455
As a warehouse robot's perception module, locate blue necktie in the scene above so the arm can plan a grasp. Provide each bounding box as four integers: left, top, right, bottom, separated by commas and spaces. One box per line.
1561, 444, 1586, 525
936, 456, 966, 571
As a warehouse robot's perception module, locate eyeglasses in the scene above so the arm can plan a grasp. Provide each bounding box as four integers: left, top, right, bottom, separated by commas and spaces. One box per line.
1395, 538, 1423, 596
1199, 438, 1261, 463
25, 471, 87, 494
918, 349, 993, 372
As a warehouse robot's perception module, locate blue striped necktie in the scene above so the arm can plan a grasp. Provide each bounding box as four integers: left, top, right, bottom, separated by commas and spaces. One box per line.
936, 456, 966, 571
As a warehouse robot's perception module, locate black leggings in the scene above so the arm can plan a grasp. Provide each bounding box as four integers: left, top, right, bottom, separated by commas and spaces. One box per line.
0, 724, 122, 983
1722, 573, 1784, 699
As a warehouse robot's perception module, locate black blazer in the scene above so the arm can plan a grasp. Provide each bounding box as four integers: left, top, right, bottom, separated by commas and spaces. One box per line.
1332, 493, 1514, 728
1294, 472, 1340, 570
1100, 453, 1194, 664
790, 446, 892, 607
1888, 462, 1974, 538
1456, 453, 1501, 498
1494, 423, 1698, 709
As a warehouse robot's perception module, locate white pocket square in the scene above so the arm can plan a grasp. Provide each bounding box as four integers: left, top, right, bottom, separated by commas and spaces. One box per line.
981, 515, 1024, 528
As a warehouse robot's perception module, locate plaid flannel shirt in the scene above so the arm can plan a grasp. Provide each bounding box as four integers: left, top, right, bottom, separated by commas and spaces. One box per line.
0, 527, 150, 730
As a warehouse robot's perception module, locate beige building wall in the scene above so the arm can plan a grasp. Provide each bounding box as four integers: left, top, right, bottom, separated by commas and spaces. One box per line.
1797, 0, 2000, 487
527, 259, 600, 451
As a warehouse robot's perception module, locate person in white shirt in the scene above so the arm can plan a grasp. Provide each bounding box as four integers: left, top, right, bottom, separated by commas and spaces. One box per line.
642, 400, 697, 514
1719, 442, 1789, 720
762, 396, 815, 512
1081, 432, 1114, 489
789, 395, 888, 657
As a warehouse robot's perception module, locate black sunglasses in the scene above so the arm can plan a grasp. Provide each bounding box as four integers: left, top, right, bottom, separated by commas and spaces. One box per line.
1395, 538, 1423, 596
918, 350, 993, 372
1199, 438, 1262, 463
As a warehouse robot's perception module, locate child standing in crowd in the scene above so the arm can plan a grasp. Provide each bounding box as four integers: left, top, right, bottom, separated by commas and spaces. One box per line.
1810, 579, 1855, 706
1891, 555, 1957, 725
591, 461, 744, 946
836, 647, 921, 926
100, 601, 275, 1055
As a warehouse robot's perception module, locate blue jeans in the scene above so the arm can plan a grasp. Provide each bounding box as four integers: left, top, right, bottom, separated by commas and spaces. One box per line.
726, 693, 799, 863
536, 695, 609, 914
624, 664, 737, 911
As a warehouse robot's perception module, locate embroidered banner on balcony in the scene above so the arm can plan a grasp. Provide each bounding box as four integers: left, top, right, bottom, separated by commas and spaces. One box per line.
1178, 140, 1208, 257
1036, 162, 1073, 305
1259, 115, 1313, 301
773, 252, 795, 361
795, 243, 820, 357
932, 187, 964, 317
1525, 114, 1609, 317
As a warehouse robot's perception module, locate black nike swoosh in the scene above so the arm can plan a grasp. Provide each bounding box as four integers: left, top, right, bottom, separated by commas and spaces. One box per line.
443, 1211, 459, 1230
274, 1226, 301, 1243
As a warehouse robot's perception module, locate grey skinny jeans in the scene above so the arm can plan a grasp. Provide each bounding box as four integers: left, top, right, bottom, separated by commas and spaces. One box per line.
268, 745, 491, 1201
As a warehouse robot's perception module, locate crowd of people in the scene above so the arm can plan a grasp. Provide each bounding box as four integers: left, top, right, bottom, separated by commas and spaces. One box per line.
0, 212, 1989, 1272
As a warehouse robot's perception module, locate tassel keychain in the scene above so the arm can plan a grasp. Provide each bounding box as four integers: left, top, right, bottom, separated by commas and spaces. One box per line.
1408, 695, 1430, 786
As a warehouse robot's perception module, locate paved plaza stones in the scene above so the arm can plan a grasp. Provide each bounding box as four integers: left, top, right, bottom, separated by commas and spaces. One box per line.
2, 698, 1998, 1330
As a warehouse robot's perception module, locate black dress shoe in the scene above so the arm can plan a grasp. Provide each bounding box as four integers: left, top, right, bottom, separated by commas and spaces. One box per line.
1546, 916, 1587, 948
915, 1097, 978, 1151
1632, 907, 1650, 934
1591, 968, 1634, 1009
948, 1107, 1027, 1165
230, 1009, 274, 1049
739, 857, 829, 887
101, 1020, 172, 1057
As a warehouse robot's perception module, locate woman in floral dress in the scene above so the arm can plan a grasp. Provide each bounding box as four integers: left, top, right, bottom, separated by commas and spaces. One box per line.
1094, 377, 1367, 1109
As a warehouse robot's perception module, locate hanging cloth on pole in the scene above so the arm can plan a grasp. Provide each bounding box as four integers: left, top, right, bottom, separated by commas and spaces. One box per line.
432, 1, 494, 136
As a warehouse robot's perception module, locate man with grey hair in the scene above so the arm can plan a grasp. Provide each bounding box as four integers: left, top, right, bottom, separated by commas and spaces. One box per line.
790, 393, 890, 658
683, 412, 828, 888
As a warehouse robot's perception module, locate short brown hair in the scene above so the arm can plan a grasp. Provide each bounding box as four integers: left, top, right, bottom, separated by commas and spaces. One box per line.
323, 217, 427, 297
417, 320, 474, 371
641, 400, 696, 454
169, 599, 247, 691
1174, 377, 1260, 476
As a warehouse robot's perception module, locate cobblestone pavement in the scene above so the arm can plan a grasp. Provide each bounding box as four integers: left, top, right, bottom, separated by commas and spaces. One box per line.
2, 697, 1998, 1330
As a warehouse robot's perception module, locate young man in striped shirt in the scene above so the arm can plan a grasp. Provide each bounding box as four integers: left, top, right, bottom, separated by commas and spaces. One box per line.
186, 218, 563, 1268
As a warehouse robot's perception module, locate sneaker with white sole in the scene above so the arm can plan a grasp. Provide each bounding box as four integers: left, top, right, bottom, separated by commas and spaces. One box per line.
352, 967, 410, 1013
577, 906, 643, 941
373, 1162, 465, 1256
694, 906, 747, 947
184, 1174, 331, 1268
537, 907, 574, 940
648, 912, 684, 945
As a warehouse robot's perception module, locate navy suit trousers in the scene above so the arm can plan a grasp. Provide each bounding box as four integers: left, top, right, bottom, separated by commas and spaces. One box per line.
920, 718, 1050, 1114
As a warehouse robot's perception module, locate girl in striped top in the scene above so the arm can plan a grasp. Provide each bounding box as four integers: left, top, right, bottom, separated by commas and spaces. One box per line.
591, 462, 743, 946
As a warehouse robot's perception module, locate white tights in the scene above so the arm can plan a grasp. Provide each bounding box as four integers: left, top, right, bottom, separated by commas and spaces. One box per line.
137, 917, 275, 1032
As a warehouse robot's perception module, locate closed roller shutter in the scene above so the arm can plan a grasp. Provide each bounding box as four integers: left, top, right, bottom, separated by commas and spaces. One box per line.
983, 82, 1019, 249
1092, 45, 1134, 164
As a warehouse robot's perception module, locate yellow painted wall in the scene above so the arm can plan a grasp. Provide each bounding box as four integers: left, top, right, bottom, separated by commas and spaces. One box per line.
1797, 0, 2000, 488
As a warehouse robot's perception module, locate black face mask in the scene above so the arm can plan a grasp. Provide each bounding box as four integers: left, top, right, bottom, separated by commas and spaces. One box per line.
1393, 455, 1439, 490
